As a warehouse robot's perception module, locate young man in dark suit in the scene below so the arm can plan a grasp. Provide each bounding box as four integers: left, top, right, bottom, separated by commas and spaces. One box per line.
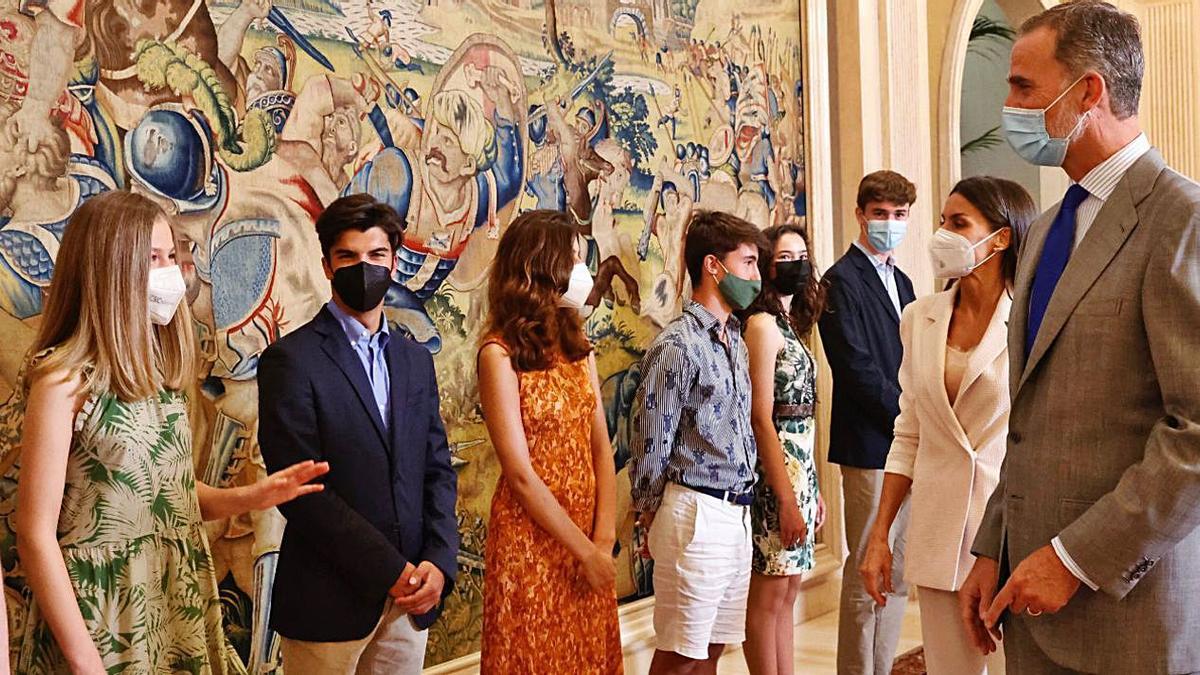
258, 194, 459, 673
818, 170, 917, 675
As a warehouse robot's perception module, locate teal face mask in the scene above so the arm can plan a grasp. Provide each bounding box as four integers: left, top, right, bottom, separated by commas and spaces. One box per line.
866, 219, 908, 253
1002, 75, 1090, 167
715, 261, 761, 310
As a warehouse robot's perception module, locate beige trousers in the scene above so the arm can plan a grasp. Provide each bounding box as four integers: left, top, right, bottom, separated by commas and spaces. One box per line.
837, 466, 910, 675
279, 602, 428, 675
917, 586, 1006, 675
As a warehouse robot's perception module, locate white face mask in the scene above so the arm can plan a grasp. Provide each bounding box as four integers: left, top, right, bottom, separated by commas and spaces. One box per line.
929, 227, 1005, 279
559, 262, 594, 310
148, 265, 187, 325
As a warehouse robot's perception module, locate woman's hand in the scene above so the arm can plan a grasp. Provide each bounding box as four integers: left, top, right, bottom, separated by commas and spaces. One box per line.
859, 535, 895, 606
578, 543, 617, 592
251, 460, 330, 511
777, 493, 808, 549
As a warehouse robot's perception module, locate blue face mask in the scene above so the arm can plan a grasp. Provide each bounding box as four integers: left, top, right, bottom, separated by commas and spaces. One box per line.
1002, 75, 1090, 167
866, 219, 907, 253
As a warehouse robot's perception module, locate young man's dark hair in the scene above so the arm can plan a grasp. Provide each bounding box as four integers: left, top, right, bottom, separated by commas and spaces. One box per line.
683, 210, 767, 286
315, 193, 406, 259
855, 170, 918, 211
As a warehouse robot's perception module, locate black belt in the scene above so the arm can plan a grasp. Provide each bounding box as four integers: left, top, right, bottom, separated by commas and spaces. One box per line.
773, 403, 814, 420
680, 483, 754, 506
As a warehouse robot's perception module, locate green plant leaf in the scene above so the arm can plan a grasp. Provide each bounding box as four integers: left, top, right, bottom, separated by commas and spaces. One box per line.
961, 125, 1004, 155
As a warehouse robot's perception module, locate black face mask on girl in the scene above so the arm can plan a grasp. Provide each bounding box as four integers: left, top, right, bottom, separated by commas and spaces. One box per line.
772, 259, 812, 296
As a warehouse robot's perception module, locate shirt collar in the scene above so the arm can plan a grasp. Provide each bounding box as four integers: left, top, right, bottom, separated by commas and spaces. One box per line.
684, 300, 741, 337
852, 240, 894, 272
327, 300, 389, 346
1077, 133, 1151, 202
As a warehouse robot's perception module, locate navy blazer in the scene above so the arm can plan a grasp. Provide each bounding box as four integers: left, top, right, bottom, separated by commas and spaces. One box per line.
257, 307, 459, 641
818, 245, 915, 469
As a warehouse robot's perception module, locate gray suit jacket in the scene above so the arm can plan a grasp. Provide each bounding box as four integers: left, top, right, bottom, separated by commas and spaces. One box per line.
973, 149, 1200, 674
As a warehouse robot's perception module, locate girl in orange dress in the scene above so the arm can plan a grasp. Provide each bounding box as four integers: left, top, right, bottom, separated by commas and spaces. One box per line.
477, 210, 623, 673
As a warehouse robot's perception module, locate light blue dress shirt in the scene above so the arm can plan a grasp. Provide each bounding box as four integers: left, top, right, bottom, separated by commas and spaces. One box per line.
327, 301, 391, 429
853, 240, 902, 316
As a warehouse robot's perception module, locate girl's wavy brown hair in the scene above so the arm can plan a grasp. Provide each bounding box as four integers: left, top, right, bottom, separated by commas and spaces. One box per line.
485, 210, 592, 372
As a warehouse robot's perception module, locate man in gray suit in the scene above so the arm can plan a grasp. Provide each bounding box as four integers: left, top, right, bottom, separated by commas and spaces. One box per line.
958, 2, 1200, 673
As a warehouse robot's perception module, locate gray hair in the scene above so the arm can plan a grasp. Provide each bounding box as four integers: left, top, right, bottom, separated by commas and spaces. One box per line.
1021, 0, 1144, 119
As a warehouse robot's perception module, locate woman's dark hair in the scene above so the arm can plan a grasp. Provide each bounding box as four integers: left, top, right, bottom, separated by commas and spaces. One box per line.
485, 210, 592, 372
742, 224, 827, 338
316, 193, 405, 259
949, 176, 1037, 285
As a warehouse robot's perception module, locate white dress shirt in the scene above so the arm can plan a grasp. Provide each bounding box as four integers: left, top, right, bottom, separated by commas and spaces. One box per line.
1071, 133, 1152, 250
1050, 133, 1151, 592
852, 240, 902, 315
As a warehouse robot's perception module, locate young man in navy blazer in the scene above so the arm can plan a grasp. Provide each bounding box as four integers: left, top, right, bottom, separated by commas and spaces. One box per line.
258, 193, 459, 673
818, 171, 917, 675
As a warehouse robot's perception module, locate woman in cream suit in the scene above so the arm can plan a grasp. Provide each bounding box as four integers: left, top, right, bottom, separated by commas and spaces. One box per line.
859, 177, 1035, 675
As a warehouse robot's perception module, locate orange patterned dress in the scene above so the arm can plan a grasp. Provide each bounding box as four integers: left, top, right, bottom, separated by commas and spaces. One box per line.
480, 346, 623, 674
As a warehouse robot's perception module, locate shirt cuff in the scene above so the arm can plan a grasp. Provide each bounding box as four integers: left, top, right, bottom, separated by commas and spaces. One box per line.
1051, 536, 1099, 591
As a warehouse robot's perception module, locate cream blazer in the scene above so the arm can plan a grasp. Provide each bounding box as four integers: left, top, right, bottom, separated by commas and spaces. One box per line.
885, 288, 1011, 591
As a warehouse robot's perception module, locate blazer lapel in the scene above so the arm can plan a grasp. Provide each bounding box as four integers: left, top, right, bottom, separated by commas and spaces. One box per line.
957, 293, 1011, 403
1018, 151, 1165, 392
850, 247, 900, 324
1008, 210, 1051, 393
924, 292, 972, 452
317, 310, 389, 450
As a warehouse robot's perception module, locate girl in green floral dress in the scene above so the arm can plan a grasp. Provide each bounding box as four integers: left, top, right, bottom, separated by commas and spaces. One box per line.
5, 191, 328, 674
740, 224, 828, 675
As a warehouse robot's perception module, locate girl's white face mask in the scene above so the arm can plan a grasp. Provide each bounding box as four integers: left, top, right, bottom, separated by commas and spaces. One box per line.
148, 265, 187, 325
559, 262, 594, 310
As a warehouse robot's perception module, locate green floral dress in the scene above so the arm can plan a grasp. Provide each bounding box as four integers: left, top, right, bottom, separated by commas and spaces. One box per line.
750, 315, 820, 576
2, 356, 244, 674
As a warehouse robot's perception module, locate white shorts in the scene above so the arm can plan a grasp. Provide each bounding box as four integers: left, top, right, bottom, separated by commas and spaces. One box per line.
648, 483, 753, 660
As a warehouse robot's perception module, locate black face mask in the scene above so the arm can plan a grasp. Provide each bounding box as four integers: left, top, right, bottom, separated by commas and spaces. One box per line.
331, 261, 392, 312
772, 259, 811, 296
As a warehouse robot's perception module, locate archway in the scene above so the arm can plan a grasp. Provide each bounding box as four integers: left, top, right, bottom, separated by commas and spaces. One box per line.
610, 8, 649, 41
937, 0, 1057, 201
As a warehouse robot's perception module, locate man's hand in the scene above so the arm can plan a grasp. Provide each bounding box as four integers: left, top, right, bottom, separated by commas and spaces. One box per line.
959, 556, 1003, 656
389, 562, 420, 600
985, 544, 1081, 629
637, 510, 655, 531
393, 561, 445, 616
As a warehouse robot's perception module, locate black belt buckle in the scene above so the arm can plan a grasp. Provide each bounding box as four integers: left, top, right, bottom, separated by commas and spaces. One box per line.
683, 483, 753, 506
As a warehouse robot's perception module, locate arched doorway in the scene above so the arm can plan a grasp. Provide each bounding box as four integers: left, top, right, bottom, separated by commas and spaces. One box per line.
937, 0, 1058, 204
611, 8, 649, 42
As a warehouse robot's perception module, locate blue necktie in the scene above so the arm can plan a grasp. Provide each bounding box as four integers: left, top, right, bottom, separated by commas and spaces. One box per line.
1026, 184, 1090, 358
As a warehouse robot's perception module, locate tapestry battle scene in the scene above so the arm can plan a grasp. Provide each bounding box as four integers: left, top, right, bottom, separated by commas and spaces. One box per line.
0, 0, 807, 667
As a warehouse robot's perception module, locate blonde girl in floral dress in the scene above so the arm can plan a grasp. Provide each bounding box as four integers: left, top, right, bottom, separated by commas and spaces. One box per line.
6, 190, 327, 674
741, 224, 828, 675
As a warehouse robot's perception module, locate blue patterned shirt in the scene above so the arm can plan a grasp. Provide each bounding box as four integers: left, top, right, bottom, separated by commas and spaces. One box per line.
327, 300, 391, 428
630, 301, 757, 512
